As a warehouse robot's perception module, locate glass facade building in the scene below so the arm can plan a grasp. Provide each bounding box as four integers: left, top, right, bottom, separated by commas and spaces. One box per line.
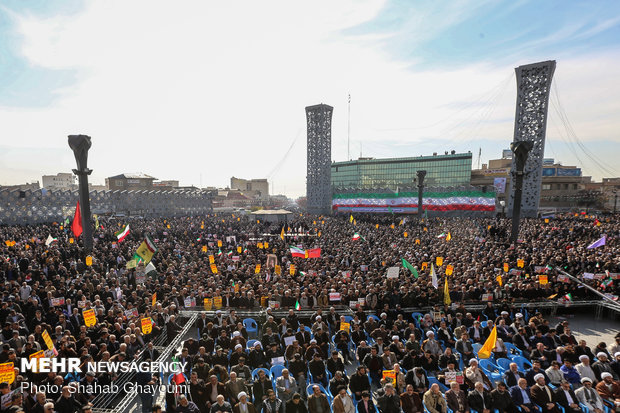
331, 153, 472, 189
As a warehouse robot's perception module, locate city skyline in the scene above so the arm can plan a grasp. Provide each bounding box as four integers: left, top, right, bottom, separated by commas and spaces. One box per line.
1, 0, 620, 197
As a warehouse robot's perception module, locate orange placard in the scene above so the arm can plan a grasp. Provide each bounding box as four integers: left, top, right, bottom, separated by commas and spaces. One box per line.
404, 232, 408, 238
517, 259, 524, 268
446, 265, 454, 276
340, 322, 350, 332
210, 264, 218, 274
436, 257, 443, 267
202, 246, 207, 253
237, 246, 242, 253
141, 318, 152, 334
503, 263, 509, 273
217, 240, 222, 247
42, 330, 54, 351
255, 264, 261, 274
214, 296, 222, 309
382, 370, 396, 382
539, 274, 548, 285
85, 256, 92, 266
421, 262, 428, 271
152, 293, 157, 307
275, 265, 281, 275
83, 309, 96, 327
203, 298, 212, 310
0, 362, 14, 384
209, 255, 215, 264
289, 264, 296, 275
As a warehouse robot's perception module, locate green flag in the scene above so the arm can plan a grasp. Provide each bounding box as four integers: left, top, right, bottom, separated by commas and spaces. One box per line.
402, 258, 419, 278
295, 300, 301, 310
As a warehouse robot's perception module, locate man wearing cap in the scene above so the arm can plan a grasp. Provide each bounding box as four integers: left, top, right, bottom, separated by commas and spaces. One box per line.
575, 377, 604, 413
531, 373, 559, 413
286, 393, 307, 413
234, 392, 256, 413
576, 354, 597, 384
595, 372, 620, 410
559, 360, 581, 387
593, 353, 619, 382
554, 380, 581, 413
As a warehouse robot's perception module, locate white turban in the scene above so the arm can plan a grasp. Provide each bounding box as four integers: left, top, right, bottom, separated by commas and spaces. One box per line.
392, 336, 399, 341
581, 377, 592, 384
601, 372, 613, 379
597, 352, 607, 359
579, 355, 589, 361
426, 331, 434, 337
238, 392, 247, 399
534, 374, 544, 381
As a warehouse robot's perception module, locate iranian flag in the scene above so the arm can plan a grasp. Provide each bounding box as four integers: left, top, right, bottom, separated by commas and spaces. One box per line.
295, 300, 301, 310
115, 224, 130, 242
563, 293, 573, 301
227, 250, 233, 257
290, 246, 305, 258
352, 233, 361, 241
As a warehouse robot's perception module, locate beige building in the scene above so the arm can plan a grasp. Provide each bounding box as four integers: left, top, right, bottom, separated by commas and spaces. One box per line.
230, 177, 269, 202
42, 173, 76, 189
105, 173, 157, 190
471, 152, 593, 212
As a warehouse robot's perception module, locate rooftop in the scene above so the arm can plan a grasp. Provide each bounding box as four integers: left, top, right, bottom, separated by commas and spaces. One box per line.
107, 173, 157, 180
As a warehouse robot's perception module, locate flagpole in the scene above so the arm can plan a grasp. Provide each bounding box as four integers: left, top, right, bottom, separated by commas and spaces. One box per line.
555, 267, 620, 310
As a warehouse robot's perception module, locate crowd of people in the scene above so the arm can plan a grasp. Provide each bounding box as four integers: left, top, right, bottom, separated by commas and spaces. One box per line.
0, 212, 618, 413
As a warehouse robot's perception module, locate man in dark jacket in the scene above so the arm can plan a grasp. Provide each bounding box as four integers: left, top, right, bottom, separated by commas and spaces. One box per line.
490, 382, 517, 413
349, 366, 371, 401
553, 380, 581, 413
468, 382, 492, 413
377, 384, 401, 413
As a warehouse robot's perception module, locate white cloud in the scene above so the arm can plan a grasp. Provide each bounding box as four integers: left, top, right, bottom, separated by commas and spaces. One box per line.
1, 1, 619, 196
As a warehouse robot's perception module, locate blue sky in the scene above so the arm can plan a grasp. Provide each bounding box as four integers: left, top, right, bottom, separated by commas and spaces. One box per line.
1, 0, 619, 196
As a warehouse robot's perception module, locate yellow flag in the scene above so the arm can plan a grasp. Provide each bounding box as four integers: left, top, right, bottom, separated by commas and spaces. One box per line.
404, 232, 408, 238
415, 239, 420, 245
496, 275, 503, 287
217, 240, 222, 247
353, 219, 356, 225
318, 231, 321, 237
255, 264, 261, 274
85, 256, 92, 266
151, 293, 156, 307
503, 263, 509, 273
349, 215, 354, 223
399, 219, 403, 226
264, 242, 269, 249
237, 246, 242, 253
446, 232, 451, 242
478, 326, 497, 359
280, 227, 285, 240
443, 278, 451, 305
376, 224, 379, 229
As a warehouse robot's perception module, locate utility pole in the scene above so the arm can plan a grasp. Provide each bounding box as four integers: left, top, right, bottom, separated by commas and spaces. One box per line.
347, 93, 351, 161
417, 170, 427, 219
614, 191, 618, 214
510, 141, 533, 245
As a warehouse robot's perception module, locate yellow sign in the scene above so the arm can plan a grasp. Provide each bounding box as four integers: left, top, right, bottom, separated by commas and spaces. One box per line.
257, 242, 263, 249
544, 218, 549, 224
404, 232, 408, 238
436, 257, 443, 267
376, 224, 379, 229
421, 262, 428, 271
214, 296, 223, 309
0, 362, 14, 384
539, 274, 548, 285
85, 256, 92, 266
83, 309, 96, 327
445, 265, 454, 276
318, 231, 321, 237
415, 239, 420, 245
152, 293, 157, 307
255, 264, 261, 274
29, 351, 45, 372
261, 296, 269, 307
517, 259, 524, 268
141, 318, 152, 334
167, 224, 170, 229
217, 240, 222, 247
264, 242, 269, 249
202, 246, 207, 253
42, 330, 54, 351
237, 246, 242, 253
209, 255, 215, 264
340, 322, 350, 332
203, 298, 212, 310
289, 264, 296, 275
382, 370, 396, 382
210, 264, 218, 274
503, 263, 509, 273
69, 238, 74, 244
275, 265, 281, 275
496, 275, 503, 287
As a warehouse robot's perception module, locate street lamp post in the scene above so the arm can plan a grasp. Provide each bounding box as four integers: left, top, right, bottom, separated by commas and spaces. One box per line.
510, 141, 533, 245
417, 170, 427, 219
500, 200, 506, 217
68, 135, 94, 253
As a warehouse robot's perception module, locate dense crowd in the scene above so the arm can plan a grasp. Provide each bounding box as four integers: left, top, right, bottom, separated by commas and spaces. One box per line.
0, 212, 618, 413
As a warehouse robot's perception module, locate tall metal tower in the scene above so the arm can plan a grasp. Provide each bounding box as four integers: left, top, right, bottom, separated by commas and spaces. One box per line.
507, 60, 556, 218
306, 104, 333, 215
